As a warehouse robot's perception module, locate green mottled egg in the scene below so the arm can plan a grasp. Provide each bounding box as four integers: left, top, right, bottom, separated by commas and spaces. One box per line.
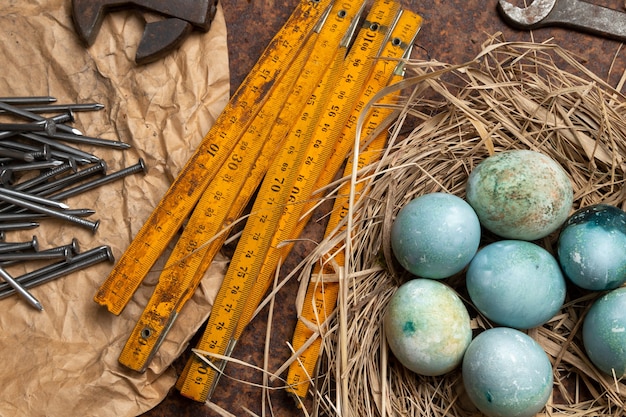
583, 287, 626, 377
462, 328, 553, 417
557, 204, 626, 291
466, 150, 573, 240
384, 279, 472, 376
390, 192, 481, 279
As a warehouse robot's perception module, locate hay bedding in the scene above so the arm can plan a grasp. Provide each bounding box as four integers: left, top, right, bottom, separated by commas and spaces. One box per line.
291, 34, 626, 416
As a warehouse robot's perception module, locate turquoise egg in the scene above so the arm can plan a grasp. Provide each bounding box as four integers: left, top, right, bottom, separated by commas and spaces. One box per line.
384, 279, 472, 376
583, 287, 626, 377
390, 192, 481, 279
466, 150, 573, 241
466, 240, 566, 329
462, 328, 553, 417
557, 204, 626, 291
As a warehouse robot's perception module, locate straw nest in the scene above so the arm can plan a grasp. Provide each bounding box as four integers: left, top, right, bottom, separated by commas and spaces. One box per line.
292, 34, 626, 416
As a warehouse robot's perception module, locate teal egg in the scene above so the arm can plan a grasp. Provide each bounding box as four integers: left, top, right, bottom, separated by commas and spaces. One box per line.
583, 287, 626, 377
557, 204, 626, 291
384, 279, 472, 376
462, 328, 553, 417
466, 150, 573, 241
466, 240, 566, 329
390, 192, 481, 279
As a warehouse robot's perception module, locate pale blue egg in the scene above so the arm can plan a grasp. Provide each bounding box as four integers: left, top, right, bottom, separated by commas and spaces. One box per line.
466, 150, 573, 241
583, 287, 626, 377
390, 192, 481, 279
466, 240, 566, 329
462, 328, 553, 417
557, 204, 626, 291
384, 279, 472, 376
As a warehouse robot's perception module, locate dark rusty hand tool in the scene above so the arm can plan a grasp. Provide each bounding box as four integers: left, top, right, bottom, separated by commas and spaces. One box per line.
71, 0, 218, 64
498, 0, 626, 42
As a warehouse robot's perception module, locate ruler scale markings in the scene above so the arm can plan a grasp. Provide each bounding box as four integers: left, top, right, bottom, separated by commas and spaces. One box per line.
118, 3, 355, 373
93, 0, 332, 315
176, 0, 367, 402
233, 0, 403, 348
181, 0, 397, 399
285, 15, 422, 399
286, 71, 404, 400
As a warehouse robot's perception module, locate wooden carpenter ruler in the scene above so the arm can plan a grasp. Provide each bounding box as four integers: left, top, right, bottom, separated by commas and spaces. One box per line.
93, 0, 334, 315
117, 0, 361, 373
284, 12, 422, 396
232, 0, 405, 345
239, 10, 422, 351
175, 0, 404, 402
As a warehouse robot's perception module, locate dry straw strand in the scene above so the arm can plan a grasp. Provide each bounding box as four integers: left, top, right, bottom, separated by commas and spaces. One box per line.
274, 34, 626, 417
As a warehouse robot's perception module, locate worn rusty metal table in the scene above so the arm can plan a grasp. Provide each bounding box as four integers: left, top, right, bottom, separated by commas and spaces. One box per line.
143, 0, 626, 415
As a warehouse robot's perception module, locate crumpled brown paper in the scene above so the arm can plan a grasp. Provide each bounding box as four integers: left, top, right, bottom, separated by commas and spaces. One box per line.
0, 1, 230, 416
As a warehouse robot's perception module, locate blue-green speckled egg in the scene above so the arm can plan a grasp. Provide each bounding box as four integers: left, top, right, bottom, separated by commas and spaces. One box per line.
466, 150, 573, 241
557, 204, 626, 291
583, 287, 626, 377
390, 192, 481, 279
462, 328, 553, 417
384, 279, 472, 376
466, 240, 566, 329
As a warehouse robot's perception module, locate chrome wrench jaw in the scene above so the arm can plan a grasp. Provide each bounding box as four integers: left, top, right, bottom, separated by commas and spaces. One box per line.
498, 0, 626, 42
497, 0, 554, 28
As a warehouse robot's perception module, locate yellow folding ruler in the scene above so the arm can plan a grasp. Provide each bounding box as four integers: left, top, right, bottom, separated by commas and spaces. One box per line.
176, 0, 402, 402
285, 12, 423, 398
117, 0, 361, 372
232, 0, 408, 345
93, 0, 333, 315
240, 10, 423, 341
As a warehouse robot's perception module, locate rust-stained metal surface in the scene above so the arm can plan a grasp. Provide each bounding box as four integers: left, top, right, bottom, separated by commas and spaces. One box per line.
143, 0, 626, 416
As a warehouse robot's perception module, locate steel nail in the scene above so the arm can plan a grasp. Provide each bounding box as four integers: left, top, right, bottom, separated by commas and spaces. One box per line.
0, 119, 56, 135
0, 140, 90, 164
50, 158, 146, 200
44, 132, 131, 150
0, 191, 99, 232
0, 147, 34, 162
30, 160, 106, 196
1, 160, 64, 172
0, 96, 56, 104
0, 101, 78, 135
0, 103, 104, 114
0, 236, 38, 253
0, 222, 39, 231
0, 247, 70, 262
0, 245, 113, 299
0, 266, 43, 310
0, 209, 95, 222
19, 132, 100, 163
0, 188, 68, 210
12, 159, 77, 192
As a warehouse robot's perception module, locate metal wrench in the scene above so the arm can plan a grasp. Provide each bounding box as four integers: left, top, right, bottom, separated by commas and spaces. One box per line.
498, 0, 626, 42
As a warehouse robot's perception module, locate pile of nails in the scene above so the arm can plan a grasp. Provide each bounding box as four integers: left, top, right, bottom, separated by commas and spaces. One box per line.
0, 95, 147, 311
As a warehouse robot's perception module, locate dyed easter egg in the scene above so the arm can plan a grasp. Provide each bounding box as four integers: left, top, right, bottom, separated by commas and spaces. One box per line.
390, 193, 481, 279
384, 279, 472, 376
583, 287, 626, 377
557, 204, 626, 291
462, 328, 553, 417
466, 150, 573, 241
466, 240, 566, 329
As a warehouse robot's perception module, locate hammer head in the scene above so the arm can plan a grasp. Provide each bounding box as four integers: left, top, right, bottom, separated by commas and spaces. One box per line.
497, 0, 556, 28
